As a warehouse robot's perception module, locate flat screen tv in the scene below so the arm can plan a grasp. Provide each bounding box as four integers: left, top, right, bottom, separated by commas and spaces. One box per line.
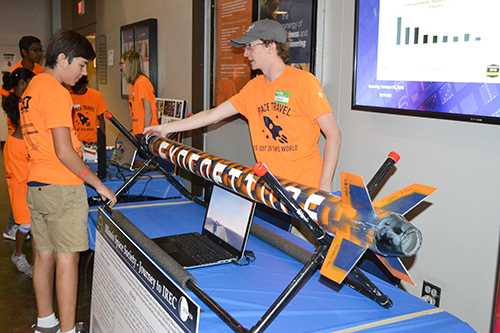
352, 0, 500, 125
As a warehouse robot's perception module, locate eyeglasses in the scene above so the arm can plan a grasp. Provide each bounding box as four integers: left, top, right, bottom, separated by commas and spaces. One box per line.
28, 48, 44, 54
243, 43, 265, 51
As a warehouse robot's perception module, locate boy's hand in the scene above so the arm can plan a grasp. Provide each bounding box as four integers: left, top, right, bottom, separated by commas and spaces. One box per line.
96, 183, 117, 208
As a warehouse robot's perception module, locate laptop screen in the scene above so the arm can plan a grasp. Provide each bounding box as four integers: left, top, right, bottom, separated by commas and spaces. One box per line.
111, 132, 137, 171
202, 185, 255, 253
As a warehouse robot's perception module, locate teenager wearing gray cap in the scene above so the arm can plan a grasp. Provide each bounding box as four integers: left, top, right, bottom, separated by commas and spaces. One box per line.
145, 19, 341, 193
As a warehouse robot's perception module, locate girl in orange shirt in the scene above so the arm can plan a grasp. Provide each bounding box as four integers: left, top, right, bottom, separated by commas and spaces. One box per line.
2, 68, 35, 277
120, 50, 159, 135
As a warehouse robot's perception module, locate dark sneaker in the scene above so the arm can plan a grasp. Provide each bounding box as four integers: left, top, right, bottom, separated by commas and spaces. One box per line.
31, 323, 60, 333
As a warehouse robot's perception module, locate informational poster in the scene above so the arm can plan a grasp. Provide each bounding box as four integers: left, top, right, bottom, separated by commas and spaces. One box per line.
120, 19, 157, 98
2, 53, 16, 71
213, 0, 253, 106
156, 98, 186, 125
135, 25, 150, 77
120, 28, 134, 96
90, 209, 200, 333
260, 0, 316, 73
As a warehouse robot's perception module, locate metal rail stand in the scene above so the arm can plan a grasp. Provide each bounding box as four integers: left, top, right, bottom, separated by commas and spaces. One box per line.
100, 115, 400, 332
103, 113, 204, 207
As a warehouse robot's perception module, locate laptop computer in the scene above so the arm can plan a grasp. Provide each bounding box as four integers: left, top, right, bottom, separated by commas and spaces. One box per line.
110, 132, 137, 171
152, 185, 256, 269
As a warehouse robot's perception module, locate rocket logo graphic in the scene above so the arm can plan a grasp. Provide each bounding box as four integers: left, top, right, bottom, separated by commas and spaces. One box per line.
264, 116, 288, 144
77, 113, 90, 127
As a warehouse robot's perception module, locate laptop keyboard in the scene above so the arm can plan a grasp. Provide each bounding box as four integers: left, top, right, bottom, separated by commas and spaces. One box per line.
170, 234, 232, 264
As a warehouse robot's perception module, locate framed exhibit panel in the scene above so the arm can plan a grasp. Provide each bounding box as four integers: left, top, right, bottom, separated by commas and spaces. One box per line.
212, 0, 254, 107
120, 19, 158, 98
259, 0, 317, 73
156, 98, 186, 125
352, 0, 500, 125
211, 0, 318, 107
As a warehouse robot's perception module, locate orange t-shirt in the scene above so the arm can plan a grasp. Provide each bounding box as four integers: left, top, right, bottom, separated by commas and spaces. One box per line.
71, 88, 108, 144
2, 60, 45, 135
0, 60, 44, 97
229, 66, 333, 188
4, 135, 30, 224
20, 73, 83, 185
128, 75, 159, 135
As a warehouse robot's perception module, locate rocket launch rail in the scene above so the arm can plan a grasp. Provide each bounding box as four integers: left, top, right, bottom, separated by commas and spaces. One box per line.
102, 112, 433, 332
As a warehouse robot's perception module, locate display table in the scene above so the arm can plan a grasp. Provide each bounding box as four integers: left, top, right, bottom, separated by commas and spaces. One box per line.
87, 199, 474, 332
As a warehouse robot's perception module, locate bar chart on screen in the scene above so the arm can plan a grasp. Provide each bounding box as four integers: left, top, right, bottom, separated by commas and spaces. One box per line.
377, 0, 500, 83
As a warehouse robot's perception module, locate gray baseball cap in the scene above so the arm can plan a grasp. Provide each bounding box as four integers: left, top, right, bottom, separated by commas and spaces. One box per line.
231, 19, 288, 48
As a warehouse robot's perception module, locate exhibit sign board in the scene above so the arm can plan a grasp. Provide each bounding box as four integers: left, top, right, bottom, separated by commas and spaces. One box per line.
213, 0, 253, 106
259, 0, 317, 73
90, 209, 200, 333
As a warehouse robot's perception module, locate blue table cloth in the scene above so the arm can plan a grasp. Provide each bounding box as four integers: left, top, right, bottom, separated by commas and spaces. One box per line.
88, 199, 475, 333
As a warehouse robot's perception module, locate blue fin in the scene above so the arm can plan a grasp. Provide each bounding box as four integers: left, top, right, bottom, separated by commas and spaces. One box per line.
341, 172, 375, 215
320, 235, 367, 284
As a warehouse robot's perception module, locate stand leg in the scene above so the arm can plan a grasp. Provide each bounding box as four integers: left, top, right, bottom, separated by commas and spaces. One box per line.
253, 162, 393, 308
250, 245, 328, 333
105, 113, 204, 206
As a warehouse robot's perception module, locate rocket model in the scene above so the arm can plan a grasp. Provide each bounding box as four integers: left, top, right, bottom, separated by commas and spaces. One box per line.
141, 133, 436, 285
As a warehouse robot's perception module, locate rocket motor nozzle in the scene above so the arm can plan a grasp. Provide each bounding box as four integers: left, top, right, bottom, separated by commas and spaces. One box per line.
374, 213, 422, 257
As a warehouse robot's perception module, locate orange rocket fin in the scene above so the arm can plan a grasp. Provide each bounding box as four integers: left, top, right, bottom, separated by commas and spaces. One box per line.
375, 254, 415, 285
373, 183, 437, 215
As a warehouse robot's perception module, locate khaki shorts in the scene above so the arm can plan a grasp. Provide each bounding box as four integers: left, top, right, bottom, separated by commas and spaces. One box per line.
27, 184, 89, 253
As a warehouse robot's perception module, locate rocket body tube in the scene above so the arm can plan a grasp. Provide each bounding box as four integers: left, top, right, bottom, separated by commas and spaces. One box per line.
140, 134, 427, 262
141, 133, 334, 228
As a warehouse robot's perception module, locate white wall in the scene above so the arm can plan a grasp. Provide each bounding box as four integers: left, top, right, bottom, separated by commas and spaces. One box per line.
321, 1, 500, 332
96, 0, 193, 145
0, 0, 52, 140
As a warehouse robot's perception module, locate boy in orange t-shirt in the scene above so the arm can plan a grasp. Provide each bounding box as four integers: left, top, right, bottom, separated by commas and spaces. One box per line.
0, 36, 44, 99
145, 19, 341, 242
145, 19, 341, 192
70, 75, 107, 144
20, 30, 116, 333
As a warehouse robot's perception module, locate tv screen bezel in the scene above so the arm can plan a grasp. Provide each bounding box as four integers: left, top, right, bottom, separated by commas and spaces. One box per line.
351, 0, 500, 126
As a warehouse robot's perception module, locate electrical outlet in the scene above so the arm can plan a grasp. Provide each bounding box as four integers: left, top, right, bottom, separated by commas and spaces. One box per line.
421, 281, 441, 307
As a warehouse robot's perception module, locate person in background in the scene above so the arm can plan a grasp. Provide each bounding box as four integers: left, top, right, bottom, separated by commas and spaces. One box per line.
70, 75, 107, 145
20, 29, 117, 333
120, 50, 159, 135
145, 19, 341, 243
145, 19, 341, 192
2, 68, 36, 277
2, 35, 45, 241
0, 36, 44, 98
